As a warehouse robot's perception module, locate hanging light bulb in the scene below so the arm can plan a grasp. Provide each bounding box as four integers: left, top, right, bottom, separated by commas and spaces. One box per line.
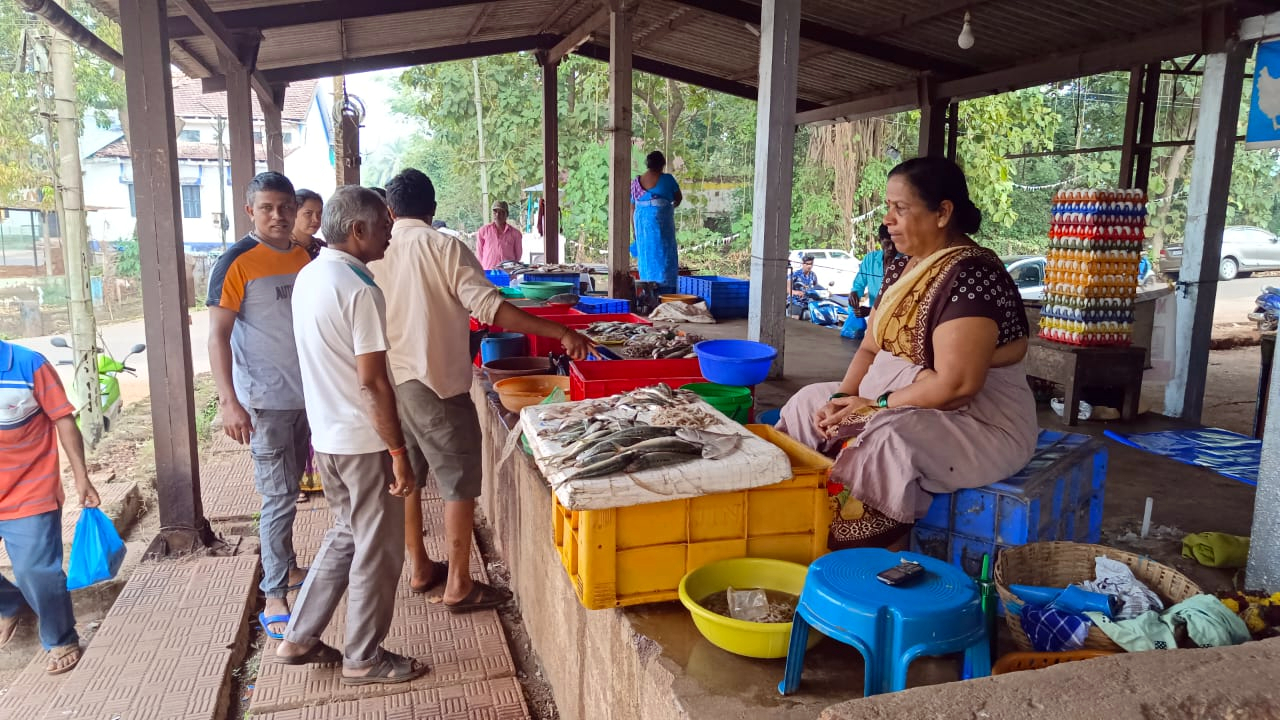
957, 11, 975, 50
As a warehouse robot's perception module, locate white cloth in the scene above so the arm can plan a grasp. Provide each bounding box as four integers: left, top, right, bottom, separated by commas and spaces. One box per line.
369, 219, 505, 399
1080, 557, 1165, 621
292, 247, 390, 455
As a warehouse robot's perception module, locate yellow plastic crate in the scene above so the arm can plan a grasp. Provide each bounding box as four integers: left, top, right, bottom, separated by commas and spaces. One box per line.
551, 424, 834, 610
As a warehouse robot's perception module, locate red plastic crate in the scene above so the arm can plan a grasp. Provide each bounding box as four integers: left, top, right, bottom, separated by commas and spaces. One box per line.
528, 314, 652, 357
522, 306, 587, 318
568, 358, 706, 400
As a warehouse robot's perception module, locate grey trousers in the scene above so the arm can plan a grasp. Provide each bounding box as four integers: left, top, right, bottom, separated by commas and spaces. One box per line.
283, 450, 404, 669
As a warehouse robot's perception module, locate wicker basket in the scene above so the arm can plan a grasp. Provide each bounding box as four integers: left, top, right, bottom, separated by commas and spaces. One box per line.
994, 541, 1202, 652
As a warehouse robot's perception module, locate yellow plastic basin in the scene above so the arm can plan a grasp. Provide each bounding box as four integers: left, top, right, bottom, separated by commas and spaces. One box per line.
678, 557, 820, 659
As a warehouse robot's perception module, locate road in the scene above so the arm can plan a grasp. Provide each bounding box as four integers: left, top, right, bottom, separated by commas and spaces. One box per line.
1207, 274, 1275, 326
13, 308, 211, 406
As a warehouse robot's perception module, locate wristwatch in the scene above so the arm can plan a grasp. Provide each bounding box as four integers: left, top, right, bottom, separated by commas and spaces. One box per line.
828, 392, 850, 401
876, 391, 892, 408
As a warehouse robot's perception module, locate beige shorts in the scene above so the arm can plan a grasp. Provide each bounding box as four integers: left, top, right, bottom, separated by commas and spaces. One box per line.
394, 380, 483, 502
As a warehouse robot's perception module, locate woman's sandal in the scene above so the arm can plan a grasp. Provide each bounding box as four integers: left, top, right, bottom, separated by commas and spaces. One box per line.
444, 581, 512, 615
276, 641, 342, 667
46, 644, 82, 675
341, 650, 428, 686
409, 560, 448, 594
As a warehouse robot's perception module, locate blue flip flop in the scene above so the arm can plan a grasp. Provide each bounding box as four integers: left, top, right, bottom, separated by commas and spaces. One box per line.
259, 612, 290, 640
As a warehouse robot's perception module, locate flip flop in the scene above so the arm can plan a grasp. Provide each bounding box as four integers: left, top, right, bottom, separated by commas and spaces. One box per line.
444, 581, 512, 614
259, 612, 290, 640
409, 560, 448, 594
46, 644, 81, 675
341, 650, 428, 686
275, 641, 342, 667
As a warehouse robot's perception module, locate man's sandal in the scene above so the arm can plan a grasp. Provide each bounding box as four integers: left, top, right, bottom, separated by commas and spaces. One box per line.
341, 651, 428, 686
275, 641, 342, 667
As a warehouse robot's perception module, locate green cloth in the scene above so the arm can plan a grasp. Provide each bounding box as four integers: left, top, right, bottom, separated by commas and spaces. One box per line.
1085, 594, 1250, 652
1181, 532, 1251, 568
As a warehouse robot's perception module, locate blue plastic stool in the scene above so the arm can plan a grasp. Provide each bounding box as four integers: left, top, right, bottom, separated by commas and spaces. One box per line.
778, 549, 990, 697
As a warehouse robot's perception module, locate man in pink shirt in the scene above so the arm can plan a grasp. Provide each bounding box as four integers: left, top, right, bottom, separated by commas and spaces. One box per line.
475, 200, 523, 269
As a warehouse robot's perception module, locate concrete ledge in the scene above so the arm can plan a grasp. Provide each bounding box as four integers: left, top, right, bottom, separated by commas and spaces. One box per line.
822, 638, 1280, 720
473, 382, 902, 720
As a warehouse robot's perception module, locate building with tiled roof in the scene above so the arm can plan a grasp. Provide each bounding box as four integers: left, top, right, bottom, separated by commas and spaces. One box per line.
82, 73, 334, 252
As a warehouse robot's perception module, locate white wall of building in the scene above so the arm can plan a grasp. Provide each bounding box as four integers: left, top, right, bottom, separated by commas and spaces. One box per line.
82, 91, 334, 251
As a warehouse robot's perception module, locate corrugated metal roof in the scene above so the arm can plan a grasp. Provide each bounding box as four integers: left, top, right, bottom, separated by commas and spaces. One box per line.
85, 0, 1267, 118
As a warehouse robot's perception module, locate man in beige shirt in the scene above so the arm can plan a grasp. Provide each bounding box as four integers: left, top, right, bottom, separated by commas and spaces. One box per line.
371, 168, 593, 612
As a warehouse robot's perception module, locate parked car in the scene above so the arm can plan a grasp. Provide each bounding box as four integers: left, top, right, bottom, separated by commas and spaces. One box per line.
1003, 255, 1046, 301
1160, 226, 1280, 281
788, 248, 860, 293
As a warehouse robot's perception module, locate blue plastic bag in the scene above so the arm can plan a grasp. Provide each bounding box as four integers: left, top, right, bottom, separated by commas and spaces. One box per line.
66, 507, 126, 590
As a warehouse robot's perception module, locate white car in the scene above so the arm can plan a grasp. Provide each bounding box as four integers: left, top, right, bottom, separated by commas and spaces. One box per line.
1003, 255, 1046, 301
789, 248, 861, 293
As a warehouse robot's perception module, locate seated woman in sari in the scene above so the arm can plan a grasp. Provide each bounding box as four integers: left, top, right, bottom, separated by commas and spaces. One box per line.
778, 157, 1038, 550
630, 151, 683, 293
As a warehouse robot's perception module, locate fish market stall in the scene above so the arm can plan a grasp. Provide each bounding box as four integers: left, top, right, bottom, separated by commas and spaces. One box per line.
519, 383, 791, 510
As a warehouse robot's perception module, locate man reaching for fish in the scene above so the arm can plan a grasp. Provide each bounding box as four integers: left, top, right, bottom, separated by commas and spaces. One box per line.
371, 169, 594, 612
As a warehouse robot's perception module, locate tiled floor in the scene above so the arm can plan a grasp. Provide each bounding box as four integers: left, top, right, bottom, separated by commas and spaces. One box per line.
7, 555, 261, 720
248, 502, 518, 715
1, 443, 528, 719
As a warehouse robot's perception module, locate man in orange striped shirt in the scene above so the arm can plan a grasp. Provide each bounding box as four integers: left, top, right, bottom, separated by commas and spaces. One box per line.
0, 340, 100, 675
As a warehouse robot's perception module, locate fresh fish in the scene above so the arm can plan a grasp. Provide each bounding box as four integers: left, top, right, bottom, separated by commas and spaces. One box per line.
624, 450, 702, 473
675, 428, 742, 459
573, 435, 701, 467
565, 449, 639, 480
620, 437, 704, 455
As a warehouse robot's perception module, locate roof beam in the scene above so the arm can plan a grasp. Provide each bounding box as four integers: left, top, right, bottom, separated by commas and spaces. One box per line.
575, 40, 822, 112
465, 3, 493, 40
859, 0, 998, 37
171, 0, 278, 111
17, 0, 123, 69
170, 0, 497, 40
635, 7, 698, 50
935, 17, 1226, 101
547, 3, 611, 65
796, 14, 1230, 125
202, 34, 558, 90
669, 0, 978, 75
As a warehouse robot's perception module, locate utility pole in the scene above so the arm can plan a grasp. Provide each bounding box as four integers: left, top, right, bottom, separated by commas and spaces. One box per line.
473, 58, 490, 221
215, 115, 228, 250
49, 6, 104, 445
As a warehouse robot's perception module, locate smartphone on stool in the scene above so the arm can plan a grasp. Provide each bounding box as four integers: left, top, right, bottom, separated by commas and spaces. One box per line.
876, 559, 925, 586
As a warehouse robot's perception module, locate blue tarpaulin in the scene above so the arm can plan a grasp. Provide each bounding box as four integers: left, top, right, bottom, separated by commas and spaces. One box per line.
1103, 428, 1259, 486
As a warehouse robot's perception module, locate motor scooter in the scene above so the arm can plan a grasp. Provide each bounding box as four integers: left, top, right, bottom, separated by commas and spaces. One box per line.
49, 336, 146, 432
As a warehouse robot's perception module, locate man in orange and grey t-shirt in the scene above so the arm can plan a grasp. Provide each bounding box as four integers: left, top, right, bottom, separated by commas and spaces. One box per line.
0, 339, 100, 675
207, 171, 312, 640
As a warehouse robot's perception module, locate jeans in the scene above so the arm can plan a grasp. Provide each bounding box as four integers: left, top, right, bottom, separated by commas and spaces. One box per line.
250, 408, 311, 598
0, 509, 78, 650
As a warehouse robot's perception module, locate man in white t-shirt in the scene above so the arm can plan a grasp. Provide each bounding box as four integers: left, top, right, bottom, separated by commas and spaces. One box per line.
275, 185, 426, 685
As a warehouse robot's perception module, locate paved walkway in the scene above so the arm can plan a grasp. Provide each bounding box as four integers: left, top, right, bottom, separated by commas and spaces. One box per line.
0, 435, 530, 719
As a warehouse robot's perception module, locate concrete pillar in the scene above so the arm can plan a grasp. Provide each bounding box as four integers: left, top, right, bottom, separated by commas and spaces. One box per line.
119, 0, 209, 550
542, 56, 560, 265
1164, 44, 1248, 422
606, 4, 633, 299
747, 0, 801, 376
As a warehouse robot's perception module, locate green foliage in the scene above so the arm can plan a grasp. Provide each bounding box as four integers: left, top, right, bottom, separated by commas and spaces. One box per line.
114, 239, 141, 278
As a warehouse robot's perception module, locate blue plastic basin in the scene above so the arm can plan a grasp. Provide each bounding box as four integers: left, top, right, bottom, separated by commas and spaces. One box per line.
693, 339, 777, 387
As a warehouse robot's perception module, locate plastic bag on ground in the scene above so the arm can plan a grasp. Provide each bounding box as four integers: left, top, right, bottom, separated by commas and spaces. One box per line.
649, 301, 716, 324
66, 507, 126, 590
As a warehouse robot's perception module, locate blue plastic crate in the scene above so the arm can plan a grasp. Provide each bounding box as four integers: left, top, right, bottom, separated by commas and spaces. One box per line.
485, 270, 510, 287
523, 272, 583, 288
677, 275, 749, 319
911, 430, 1107, 578
576, 296, 630, 314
